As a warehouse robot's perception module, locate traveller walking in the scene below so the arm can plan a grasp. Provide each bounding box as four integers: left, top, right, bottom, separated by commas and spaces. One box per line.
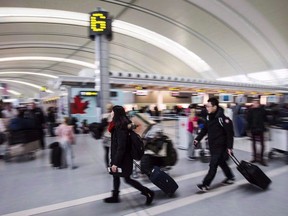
104, 105, 154, 205
194, 97, 235, 192
247, 99, 268, 166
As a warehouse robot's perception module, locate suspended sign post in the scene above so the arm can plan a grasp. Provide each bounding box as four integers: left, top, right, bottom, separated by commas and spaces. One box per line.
89, 8, 113, 121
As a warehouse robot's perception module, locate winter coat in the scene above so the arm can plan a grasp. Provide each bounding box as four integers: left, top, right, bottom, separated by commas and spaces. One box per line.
247, 107, 267, 133
9, 117, 35, 131
110, 124, 133, 177
195, 107, 234, 153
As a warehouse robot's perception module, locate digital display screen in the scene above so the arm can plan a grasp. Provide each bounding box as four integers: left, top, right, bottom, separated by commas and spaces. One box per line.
80, 91, 98, 96
219, 94, 233, 103
89, 11, 111, 35
192, 96, 203, 104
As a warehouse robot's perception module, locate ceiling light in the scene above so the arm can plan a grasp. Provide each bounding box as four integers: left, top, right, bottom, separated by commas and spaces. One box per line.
0, 57, 95, 69
0, 79, 53, 93
0, 7, 213, 75
0, 71, 58, 78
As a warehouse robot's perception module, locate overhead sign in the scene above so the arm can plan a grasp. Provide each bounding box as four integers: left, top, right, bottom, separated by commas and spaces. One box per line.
80, 91, 98, 96
40, 86, 47, 92
89, 11, 112, 36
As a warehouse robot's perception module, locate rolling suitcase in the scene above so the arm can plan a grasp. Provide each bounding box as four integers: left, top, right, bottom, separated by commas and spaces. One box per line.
49, 142, 63, 168
134, 161, 178, 196
230, 153, 271, 189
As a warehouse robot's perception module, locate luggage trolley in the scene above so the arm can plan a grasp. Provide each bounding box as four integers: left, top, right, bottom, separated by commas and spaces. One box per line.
268, 126, 288, 164
4, 130, 41, 162
131, 113, 178, 176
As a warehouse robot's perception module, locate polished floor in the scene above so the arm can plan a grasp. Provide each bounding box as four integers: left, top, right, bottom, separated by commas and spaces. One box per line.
0, 121, 287, 216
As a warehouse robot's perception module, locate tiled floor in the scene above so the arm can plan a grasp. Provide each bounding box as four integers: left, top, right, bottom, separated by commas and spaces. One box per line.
0, 121, 287, 216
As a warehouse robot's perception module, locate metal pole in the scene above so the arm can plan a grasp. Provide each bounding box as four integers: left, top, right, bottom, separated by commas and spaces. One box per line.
95, 34, 110, 121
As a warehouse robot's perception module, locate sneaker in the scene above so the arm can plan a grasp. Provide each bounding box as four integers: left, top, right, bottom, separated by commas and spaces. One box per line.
187, 156, 196, 161
222, 178, 235, 185
197, 184, 209, 192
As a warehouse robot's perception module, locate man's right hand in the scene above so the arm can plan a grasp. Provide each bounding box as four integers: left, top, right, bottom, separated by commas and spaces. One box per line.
193, 140, 199, 146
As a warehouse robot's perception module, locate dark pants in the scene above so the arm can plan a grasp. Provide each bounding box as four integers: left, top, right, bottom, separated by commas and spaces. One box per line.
203, 149, 234, 186
113, 175, 147, 193
104, 146, 109, 167
251, 132, 265, 160
38, 129, 45, 149
48, 123, 55, 136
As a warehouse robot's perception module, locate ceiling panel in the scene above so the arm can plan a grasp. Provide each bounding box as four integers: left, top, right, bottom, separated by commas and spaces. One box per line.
0, 0, 287, 98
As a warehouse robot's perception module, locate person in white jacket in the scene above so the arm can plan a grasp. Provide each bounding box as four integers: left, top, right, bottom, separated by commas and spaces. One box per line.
55, 117, 77, 169
102, 103, 113, 167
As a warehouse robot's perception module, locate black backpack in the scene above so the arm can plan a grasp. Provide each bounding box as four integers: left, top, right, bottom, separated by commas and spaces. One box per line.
129, 130, 145, 160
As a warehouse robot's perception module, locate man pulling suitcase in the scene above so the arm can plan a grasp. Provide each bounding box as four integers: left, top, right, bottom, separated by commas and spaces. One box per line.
194, 97, 235, 192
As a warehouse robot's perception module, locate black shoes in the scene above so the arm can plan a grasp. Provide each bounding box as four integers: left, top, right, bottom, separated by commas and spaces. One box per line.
221, 178, 235, 185
145, 190, 154, 205
197, 184, 209, 192
141, 188, 154, 205
104, 191, 120, 203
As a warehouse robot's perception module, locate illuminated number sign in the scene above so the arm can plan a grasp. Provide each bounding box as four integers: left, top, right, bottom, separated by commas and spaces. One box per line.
89, 11, 111, 35
80, 91, 98, 96
40, 86, 47, 92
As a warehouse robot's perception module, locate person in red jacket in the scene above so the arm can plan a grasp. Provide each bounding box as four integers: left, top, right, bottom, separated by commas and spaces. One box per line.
187, 108, 199, 160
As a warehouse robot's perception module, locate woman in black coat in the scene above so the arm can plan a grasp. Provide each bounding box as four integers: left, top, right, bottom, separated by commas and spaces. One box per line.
104, 105, 154, 205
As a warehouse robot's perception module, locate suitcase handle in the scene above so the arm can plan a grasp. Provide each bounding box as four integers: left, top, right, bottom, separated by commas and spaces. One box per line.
229, 153, 241, 166
133, 160, 151, 176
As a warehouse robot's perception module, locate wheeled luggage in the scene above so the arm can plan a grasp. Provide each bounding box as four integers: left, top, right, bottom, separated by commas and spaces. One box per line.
49, 142, 63, 168
134, 161, 178, 196
230, 153, 271, 189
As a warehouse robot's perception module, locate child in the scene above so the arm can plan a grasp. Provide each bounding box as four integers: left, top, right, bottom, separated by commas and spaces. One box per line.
55, 117, 77, 169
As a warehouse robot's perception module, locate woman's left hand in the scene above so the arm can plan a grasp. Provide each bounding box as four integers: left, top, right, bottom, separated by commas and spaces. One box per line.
111, 165, 118, 172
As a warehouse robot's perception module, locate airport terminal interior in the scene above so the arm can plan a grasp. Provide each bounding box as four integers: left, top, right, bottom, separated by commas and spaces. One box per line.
0, 0, 288, 216
0, 121, 288, 216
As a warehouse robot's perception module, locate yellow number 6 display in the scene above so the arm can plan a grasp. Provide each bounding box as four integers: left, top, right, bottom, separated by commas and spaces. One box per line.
90, 12, 107, 32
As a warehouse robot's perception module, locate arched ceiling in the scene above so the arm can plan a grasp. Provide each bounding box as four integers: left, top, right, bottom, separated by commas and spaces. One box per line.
0, 0, 288, 98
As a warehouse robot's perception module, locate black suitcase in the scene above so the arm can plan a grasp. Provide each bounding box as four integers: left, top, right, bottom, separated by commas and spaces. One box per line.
230, 154, 271, 189
49, 142, 63, 168
134, 161, 178, 196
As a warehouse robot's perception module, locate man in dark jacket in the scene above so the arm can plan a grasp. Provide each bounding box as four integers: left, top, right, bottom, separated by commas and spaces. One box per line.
26, 102, 46, 149
194, 97, 235, 192
247, 99, 268, 166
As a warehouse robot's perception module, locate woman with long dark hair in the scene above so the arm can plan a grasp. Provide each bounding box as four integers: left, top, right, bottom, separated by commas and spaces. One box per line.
104, 105, 154, 205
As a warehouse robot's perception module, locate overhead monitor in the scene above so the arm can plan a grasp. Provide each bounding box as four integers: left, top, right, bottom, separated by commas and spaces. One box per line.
219, 94, 233, 103
235, 95, 247, 104
266, 95, 279, 103
191, 95, 203, 104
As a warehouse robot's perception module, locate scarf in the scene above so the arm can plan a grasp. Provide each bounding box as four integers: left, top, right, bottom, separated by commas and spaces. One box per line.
108, 121, 115, 133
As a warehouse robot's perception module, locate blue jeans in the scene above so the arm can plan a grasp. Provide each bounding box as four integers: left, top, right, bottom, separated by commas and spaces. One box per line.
187, 132, 195, 157
60, 140, 75, 168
